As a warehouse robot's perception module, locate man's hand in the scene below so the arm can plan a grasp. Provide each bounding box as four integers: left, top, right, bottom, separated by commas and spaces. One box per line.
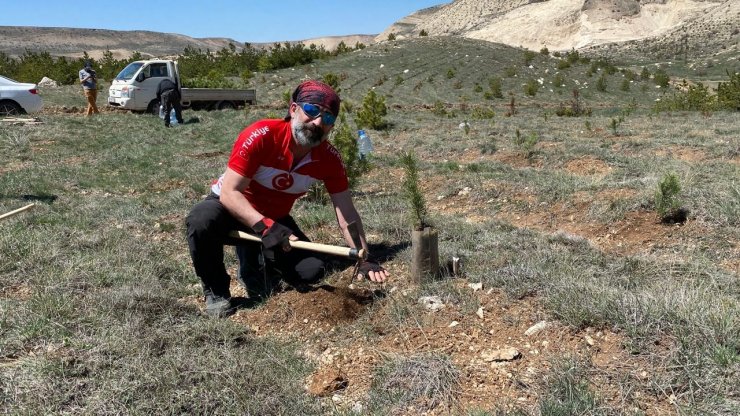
357, 260, 389, 283
254, 218, 293, 251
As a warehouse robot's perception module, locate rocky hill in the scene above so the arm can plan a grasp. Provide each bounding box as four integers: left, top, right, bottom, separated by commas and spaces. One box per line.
0, 26, 375, 60
1, 0, 737, 61
377, 0, 739, 58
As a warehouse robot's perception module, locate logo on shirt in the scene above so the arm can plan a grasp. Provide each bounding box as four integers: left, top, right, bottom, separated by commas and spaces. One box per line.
237, 126, 270, 160
272, 173, 294, 190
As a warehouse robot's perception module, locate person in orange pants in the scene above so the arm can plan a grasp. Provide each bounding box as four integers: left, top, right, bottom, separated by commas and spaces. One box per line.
78, 61, 99, 116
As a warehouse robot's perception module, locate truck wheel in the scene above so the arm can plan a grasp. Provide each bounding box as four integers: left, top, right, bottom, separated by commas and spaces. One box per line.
218, 101, 236, 110
0, 100, 23, 116
147, 100, 161, 115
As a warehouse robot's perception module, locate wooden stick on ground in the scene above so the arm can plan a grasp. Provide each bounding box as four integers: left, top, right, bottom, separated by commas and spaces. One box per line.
0, 203, 36, 221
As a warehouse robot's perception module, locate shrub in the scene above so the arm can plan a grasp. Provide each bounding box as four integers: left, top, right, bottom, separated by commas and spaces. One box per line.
524, 78, 538, 96
322, 72, 341, 94
565, 49, 581, 65
523, 50, 537, 66
620, 78, 631, 92
400, 152, 430, 230
540, 47, 550, 55
240, 69, 254, 84
505, 94, 517, 117
553, 73, 566, 88
609, 116, 624, 136
479, 136, 498, 154
655, 172, 685, 222
489, 77, 503, 98
356, 89, 388, 130
557, 60, 571, 70
330, 115, 369, 190
640, 67, 651, 80
654, 69, 670, 88
388, 33, 397, 41
446, 68, 456, 79
432, 100, 447, 117
514, 129, 538, 158
471, 106, 495, 120
717, 70, 740, 110
555, 89, 591, 117
419, 29, 428, 37
596, 74, 608, 92
653, 80, 717, 112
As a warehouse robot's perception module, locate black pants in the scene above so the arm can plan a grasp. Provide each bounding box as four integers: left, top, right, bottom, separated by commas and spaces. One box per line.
161, 89, 183, 126
185, 194, 325, 298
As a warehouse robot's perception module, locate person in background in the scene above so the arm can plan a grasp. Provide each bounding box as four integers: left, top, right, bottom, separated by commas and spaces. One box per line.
78, 61, 99, 116
186, 80, 389, 317
156, 78, 184, 127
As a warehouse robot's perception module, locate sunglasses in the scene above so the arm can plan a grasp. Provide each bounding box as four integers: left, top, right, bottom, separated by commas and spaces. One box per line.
297, 102, 336, 125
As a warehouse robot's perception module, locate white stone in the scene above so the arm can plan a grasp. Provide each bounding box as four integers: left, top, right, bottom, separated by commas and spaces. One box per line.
524, 321, 549, 336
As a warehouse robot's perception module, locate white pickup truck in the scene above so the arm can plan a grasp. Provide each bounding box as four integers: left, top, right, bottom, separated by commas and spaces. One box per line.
107, 59, 256, 113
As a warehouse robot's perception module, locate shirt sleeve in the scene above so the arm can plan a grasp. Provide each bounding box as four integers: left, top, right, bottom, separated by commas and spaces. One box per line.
322, 144, 349, 194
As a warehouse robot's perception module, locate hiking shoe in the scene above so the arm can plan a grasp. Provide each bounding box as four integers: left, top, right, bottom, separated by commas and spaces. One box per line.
205, 294, 235, 318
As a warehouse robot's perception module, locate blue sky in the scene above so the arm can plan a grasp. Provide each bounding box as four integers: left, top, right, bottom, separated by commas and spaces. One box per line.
1, 1, 448, 43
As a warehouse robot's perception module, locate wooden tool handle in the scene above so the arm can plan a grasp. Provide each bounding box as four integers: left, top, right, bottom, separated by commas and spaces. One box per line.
0, 203, 36, 221
229, 230, 367, 260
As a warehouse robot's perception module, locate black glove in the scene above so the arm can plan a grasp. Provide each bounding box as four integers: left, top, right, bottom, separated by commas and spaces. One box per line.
253, 219, 293, 250
357, 260, 385, 280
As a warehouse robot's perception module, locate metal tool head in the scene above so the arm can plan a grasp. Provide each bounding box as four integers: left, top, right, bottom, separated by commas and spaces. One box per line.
347, 221, 363, 252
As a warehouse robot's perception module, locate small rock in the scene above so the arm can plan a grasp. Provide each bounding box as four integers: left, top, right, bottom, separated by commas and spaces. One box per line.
468, 282, 483, 292
584, 335, 595, 346
38, 76, 58, 87
482, 347, 521, 362
476, 307, 484, 319
418, 296, 445, 311
449, 321, 459, 328
524, 321, 549, 336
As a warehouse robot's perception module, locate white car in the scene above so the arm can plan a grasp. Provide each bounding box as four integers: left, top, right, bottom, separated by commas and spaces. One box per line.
0, 75, 43, 116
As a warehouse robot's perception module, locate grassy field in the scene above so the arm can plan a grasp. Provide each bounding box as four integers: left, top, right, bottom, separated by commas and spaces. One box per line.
1, 37, 738, 415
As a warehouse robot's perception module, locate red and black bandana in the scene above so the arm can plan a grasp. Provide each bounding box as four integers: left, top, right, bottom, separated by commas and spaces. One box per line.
289, 80, 340, 117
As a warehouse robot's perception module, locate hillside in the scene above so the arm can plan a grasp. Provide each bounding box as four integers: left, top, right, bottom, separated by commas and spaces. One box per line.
377, 0, 739, 58
2, 0, 737, 62
0, 26, 375, 59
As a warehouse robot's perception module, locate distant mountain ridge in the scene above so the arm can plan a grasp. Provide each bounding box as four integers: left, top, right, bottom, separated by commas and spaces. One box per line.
0, 26, 375, 59
2, 0, 737, 62
377, 0, 739, 58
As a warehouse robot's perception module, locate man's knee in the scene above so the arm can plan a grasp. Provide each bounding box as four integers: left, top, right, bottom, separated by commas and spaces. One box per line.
186, 199, 221, 239
294, 257, 325, 282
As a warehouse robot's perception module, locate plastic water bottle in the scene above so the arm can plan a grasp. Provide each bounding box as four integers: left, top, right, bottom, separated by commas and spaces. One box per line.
357, 130, 373, 159
158, 104, 165, 119
170, 110, 178, 126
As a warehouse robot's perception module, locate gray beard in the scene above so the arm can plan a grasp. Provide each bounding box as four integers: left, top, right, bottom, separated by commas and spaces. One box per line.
292, 119, 324, 148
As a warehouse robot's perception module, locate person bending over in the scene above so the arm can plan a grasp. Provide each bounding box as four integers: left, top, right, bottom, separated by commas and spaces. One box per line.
186, 80, 388, 317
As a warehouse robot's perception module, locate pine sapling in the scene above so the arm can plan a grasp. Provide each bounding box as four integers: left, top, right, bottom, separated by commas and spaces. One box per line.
401, 152, 429, 231
655, 172, 688, 223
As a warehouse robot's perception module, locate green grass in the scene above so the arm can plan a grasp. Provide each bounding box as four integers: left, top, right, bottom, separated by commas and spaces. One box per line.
2, 37, 739, 414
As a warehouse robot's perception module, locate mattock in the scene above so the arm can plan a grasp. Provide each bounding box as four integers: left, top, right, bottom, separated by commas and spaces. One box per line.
346, 221, 365, 284
228, 229, 367, 260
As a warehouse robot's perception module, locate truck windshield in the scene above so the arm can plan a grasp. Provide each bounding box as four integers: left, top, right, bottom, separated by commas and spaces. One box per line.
115, 62, 144, 81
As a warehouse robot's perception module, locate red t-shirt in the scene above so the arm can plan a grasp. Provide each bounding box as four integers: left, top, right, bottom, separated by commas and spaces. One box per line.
211, 119, 348, 219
